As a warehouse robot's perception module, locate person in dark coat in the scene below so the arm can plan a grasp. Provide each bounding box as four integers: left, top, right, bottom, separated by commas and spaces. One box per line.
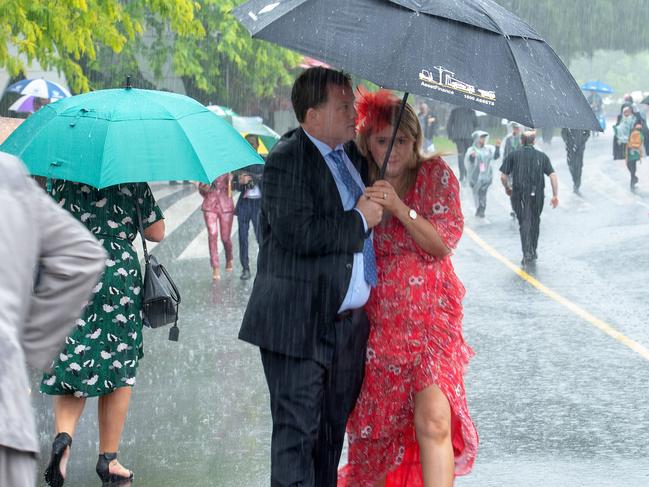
446, 106, 478, 183
233, 134, 265, 281
500, 131, 559, 266
560, 128, 590, 194
239, 67, 383, 487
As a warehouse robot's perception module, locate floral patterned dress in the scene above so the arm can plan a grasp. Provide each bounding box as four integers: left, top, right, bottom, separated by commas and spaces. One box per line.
339, 158, 478, 485
41, 182, 164, 398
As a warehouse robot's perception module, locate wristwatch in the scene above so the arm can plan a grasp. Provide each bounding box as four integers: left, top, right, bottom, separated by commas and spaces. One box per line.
408, 208, 418, 221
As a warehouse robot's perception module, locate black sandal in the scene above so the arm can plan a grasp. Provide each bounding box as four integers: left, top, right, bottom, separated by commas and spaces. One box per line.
96, 452, 134, 485
44, 432, 72, 487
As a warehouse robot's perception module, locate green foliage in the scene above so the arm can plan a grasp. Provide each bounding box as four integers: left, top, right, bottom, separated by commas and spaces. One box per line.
0, 0, 203, 93
84, 0, 301, 112
497, 0, 649, 62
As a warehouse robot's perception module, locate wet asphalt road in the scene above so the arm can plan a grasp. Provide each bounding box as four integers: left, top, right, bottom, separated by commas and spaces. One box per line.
30, 130, 649, 486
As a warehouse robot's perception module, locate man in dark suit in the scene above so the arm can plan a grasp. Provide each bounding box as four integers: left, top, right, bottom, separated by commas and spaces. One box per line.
239, 67, 383, 486
234, 134, 264, 280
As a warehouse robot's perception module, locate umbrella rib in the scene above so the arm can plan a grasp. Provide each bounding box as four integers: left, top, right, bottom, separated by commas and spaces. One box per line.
173, 120, 211, 184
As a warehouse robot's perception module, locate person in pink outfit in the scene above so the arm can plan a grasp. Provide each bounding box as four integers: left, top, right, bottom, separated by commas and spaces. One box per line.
198, 173, 234, 279
339, 90, 478, 487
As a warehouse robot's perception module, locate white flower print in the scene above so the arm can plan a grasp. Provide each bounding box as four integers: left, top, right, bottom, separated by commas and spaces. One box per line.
105, 260, 115, 268
101, 351, 112, 360
103, 304, 114, 313
44, 376, 57, 386
84, 375, 99, 386
59, 353, 69, 362
121, 251, 131, 260
80, 212, 92, 222
116, 343, 129, 352
115, 314, 128, 324
120, 296, 133, 306
123, 377, 136, 386
117, 268, 128, 277
74, 344, 87, 355
107, 220, 119, 229
118, 231, 127, 239
68, 363, 81, 372
95, 198, 107, 208
112, 360, 123, 369
122, 217, 132, 225
132, 287, 141, 295
87, 328, 101, 340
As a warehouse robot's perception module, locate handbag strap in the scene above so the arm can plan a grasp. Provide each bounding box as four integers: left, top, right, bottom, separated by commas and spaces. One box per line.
134, 197, 150, 264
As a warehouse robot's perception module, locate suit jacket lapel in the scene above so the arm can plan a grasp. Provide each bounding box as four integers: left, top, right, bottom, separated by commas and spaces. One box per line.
296, 128, 345, 212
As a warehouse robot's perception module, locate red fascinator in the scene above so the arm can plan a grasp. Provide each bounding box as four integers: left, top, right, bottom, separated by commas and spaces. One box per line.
355, 86, 401, 136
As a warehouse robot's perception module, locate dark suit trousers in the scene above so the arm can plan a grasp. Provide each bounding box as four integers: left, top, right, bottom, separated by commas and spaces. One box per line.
512, 192, 544, 259
566, 146, 585, 189
260, 310, 370, 487
236, 197, 261, 270
454, 138, 472, 181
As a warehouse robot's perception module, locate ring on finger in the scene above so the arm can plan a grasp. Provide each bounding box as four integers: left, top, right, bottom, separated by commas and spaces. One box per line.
383, 192, 387, 199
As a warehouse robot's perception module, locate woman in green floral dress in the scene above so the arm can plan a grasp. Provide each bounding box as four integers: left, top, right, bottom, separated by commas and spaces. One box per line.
41, 181, 165, 487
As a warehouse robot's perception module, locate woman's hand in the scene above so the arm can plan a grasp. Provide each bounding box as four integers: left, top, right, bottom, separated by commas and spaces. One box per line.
364, 180, 406, 214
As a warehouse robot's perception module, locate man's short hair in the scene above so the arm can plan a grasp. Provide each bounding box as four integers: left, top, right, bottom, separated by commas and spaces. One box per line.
291, 67, 352, 123
521, 130, 536, 145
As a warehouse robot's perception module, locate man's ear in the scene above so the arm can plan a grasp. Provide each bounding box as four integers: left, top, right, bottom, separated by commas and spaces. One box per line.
304, 106, 319, 127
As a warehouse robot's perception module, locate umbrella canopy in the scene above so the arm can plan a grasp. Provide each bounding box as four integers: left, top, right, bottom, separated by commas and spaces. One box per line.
9, 94, 65, 113
7, 78, 71, 99
0, 88, 263, 188
581, 80, 614, 94
234, 0, 600, 131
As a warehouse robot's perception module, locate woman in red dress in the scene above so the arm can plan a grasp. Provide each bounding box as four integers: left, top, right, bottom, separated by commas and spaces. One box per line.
339, 90, 478, 486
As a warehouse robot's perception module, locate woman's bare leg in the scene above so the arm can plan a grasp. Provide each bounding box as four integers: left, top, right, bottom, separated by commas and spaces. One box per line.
53, 395, 86, 477
98, 387, 132, 476
414, 385, 454, 487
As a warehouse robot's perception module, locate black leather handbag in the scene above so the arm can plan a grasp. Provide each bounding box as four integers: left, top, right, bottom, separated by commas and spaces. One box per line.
135, 200, 181, 341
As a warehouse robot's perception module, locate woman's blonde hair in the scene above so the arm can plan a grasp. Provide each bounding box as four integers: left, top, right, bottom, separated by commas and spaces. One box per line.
355, 90, 437, 187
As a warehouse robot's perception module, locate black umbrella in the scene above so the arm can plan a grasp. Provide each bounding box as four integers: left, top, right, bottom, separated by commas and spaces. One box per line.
234, 0, 600, 175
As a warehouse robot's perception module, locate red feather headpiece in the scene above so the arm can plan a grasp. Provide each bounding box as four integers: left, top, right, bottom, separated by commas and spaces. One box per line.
355, 87, 401, 136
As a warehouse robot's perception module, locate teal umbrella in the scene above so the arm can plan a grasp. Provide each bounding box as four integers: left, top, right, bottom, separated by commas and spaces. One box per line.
0, 88, 263, 188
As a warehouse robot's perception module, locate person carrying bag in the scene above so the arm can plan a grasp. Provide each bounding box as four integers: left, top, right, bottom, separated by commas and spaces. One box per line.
135, 200, 181, 341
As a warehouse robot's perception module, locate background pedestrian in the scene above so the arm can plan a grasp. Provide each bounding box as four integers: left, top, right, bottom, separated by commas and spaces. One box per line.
234, 134, 264, 281
41, 181, 165, 486
446, 106, 478, 183
198, 174, 235, 280
500, 131, 559, 265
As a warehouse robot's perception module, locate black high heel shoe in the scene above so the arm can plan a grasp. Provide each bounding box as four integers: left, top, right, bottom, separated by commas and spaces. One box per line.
44, 432, 72, 487
96, 452, 134, 485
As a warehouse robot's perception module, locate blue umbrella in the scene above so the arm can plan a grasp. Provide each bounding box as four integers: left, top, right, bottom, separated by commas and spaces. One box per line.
6, 78, 71, 99
581, 80, 614, 94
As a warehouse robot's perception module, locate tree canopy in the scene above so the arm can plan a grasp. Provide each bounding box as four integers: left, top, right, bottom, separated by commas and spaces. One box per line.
0, 0, 203, 93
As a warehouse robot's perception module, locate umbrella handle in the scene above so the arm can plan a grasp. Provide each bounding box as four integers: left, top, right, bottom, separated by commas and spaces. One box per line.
379, 92, 409, 180
46, 161, 61, 193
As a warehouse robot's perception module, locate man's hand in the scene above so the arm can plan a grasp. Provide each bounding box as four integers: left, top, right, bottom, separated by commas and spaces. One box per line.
551, 196, 559, 208
356, 196, 383, 229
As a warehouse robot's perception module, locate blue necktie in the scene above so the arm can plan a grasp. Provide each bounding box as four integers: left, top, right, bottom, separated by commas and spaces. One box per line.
329, 149, 378, 287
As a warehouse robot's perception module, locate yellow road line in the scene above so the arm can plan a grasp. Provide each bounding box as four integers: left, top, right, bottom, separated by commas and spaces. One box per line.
464, 227, 649, 362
